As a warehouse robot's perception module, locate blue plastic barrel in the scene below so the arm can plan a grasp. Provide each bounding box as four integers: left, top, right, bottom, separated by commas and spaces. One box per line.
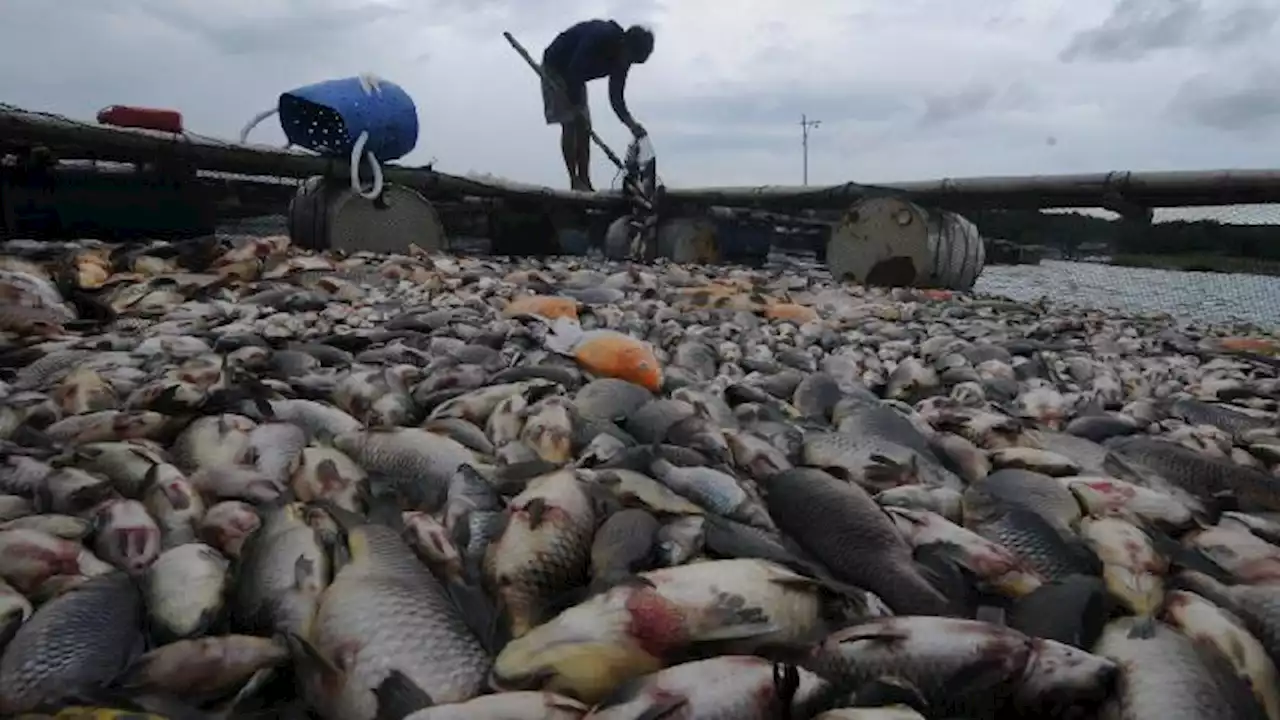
278, 75, 419, 162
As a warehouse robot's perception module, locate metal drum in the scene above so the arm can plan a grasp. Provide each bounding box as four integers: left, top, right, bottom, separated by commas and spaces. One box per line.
826, 196, 986, 290
289, 177, 445, 254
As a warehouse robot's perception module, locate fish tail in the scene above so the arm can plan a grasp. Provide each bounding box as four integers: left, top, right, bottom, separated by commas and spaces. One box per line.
880, 565, 954, 617
543, 316, 584, 355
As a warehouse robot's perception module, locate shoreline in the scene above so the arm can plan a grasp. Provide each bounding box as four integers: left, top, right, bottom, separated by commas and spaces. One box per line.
1108, 253, 1280, 277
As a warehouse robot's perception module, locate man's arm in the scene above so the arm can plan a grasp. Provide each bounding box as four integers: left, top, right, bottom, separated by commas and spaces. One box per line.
608, 67, 638, 131
604, 67, 645, 137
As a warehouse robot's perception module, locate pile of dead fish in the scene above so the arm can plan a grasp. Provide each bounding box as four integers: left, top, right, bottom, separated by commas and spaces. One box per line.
0, 234, 1278, 720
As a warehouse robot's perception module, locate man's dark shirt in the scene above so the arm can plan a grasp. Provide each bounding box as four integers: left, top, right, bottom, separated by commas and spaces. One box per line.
543, 20, 625, 103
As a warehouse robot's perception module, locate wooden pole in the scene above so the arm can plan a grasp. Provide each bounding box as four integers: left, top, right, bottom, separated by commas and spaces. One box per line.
501, 31, 628, 172
8, 104, 1280, 213
0, 103, 623, 210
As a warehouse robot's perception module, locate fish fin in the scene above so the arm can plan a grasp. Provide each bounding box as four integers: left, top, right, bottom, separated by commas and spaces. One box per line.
593, 674, 656, 712
1157, 536, 1235, 584
975, 605, 1007, 626
633, 697, 689, 720
752, 640, 816, 666
365, 493, 405, 532
940, 654, 1018, 697
864, 453, 917, 487
1127, 615, 1158, 639
544, 316, 585, 355
331, 539, 353, 575
207, 665, 280, 716
446, 578, 509, 656
1210, 490, 1242, 514
373, 669, 435, 720
314, 500, 369, 533
0, 609, 22, 652
772, 662, 801, 719
495, 460, 559, 493
696, 619, 781, 643
449, 515, 473, 557
286, 632, 343, 679
913, 543, 976, 613
830, 625, 912, 647
853, 676, 930, 713
524, 496, 549, 529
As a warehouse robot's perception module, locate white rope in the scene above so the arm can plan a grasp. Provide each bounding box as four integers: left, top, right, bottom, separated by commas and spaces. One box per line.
350, 130, 384, 200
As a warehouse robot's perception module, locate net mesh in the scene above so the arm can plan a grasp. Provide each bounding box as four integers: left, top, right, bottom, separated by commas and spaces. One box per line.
969, 203, 1280, 331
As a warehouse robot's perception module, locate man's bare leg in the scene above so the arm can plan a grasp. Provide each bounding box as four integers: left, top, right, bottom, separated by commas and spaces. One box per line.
573, 121, 594, 192
560, 123, 583, 189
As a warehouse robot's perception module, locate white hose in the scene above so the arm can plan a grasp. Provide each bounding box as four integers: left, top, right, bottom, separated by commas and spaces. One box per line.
239, 107, 286, 146
350, 130, 385, 200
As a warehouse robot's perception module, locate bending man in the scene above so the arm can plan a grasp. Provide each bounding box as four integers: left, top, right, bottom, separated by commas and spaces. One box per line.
540, 20, 654, 191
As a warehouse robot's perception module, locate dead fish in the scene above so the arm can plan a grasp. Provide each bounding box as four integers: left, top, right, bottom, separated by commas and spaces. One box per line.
0, 572, 147, 715
1078, 516, 1166, 635
92, 498, 161, 573
118, 634, 289, 699
1161, 589, 1280, 720
144, 542, 230, 641
486, 470, 596, 638
294, 522, 490, 720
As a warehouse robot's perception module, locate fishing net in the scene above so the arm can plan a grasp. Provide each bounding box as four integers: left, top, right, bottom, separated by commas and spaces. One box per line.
970, 203, 1280, 331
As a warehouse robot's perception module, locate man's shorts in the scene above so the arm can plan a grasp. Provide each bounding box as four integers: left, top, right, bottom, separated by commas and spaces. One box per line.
542, 72, 589, 126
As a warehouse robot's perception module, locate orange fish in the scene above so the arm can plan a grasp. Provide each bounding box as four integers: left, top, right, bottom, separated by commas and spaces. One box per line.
1217, 337, 1280, 356
503, 294, 579, 322
545, 318, 662, 391
763, 303, 819, 324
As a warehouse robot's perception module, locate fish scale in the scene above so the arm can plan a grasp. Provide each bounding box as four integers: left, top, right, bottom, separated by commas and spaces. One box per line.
973, 509, 1100, 582
1096, 617, 1266, 720
3, 235, 1280, 719
0, 572, 145, 714
309, 525, 490, 720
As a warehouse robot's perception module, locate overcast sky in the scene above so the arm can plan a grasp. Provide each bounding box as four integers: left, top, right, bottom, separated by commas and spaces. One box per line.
2, 0, 1279, 191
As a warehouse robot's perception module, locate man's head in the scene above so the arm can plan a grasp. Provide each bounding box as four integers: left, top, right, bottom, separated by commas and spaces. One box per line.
624, 25, 655, 64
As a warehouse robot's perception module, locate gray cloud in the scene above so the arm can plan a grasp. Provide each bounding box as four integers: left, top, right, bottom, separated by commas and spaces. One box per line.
644, 89, 915, 132
137, 1, 409, 57
1060, 0, 1277, 63
1060, 0, 1201, 62
919, 85, 998, 127
1, 0, 1278, 188
1170, 65, 1280, 132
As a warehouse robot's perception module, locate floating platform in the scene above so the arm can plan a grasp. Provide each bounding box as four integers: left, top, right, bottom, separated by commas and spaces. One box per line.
5, 102, 1280, 292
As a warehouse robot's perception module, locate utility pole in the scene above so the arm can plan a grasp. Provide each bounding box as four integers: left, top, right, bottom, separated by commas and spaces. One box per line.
800, 114, 821, 186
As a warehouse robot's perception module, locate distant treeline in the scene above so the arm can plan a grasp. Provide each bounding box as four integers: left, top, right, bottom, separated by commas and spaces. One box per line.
967, 209, 1280, 260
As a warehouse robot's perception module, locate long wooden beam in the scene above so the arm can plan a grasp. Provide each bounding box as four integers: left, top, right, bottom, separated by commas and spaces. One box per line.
6, 103, 1280, 213
0, 103, 622, 209
666, 170, 1280, 211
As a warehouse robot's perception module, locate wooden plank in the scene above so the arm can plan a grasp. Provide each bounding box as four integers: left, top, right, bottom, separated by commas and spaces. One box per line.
0, 103, 623, 210
7, 103, 1280, 213
661, 170, 1280, 210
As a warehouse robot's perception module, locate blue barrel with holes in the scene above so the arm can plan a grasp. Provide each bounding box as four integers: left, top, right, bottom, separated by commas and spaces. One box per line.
278, 76, 419, 161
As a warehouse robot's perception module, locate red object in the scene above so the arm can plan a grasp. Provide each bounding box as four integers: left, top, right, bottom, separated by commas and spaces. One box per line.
96, 105, 184, 134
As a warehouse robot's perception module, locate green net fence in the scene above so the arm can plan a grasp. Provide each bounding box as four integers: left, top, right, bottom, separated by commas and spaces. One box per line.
970, 204, 1280, 330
